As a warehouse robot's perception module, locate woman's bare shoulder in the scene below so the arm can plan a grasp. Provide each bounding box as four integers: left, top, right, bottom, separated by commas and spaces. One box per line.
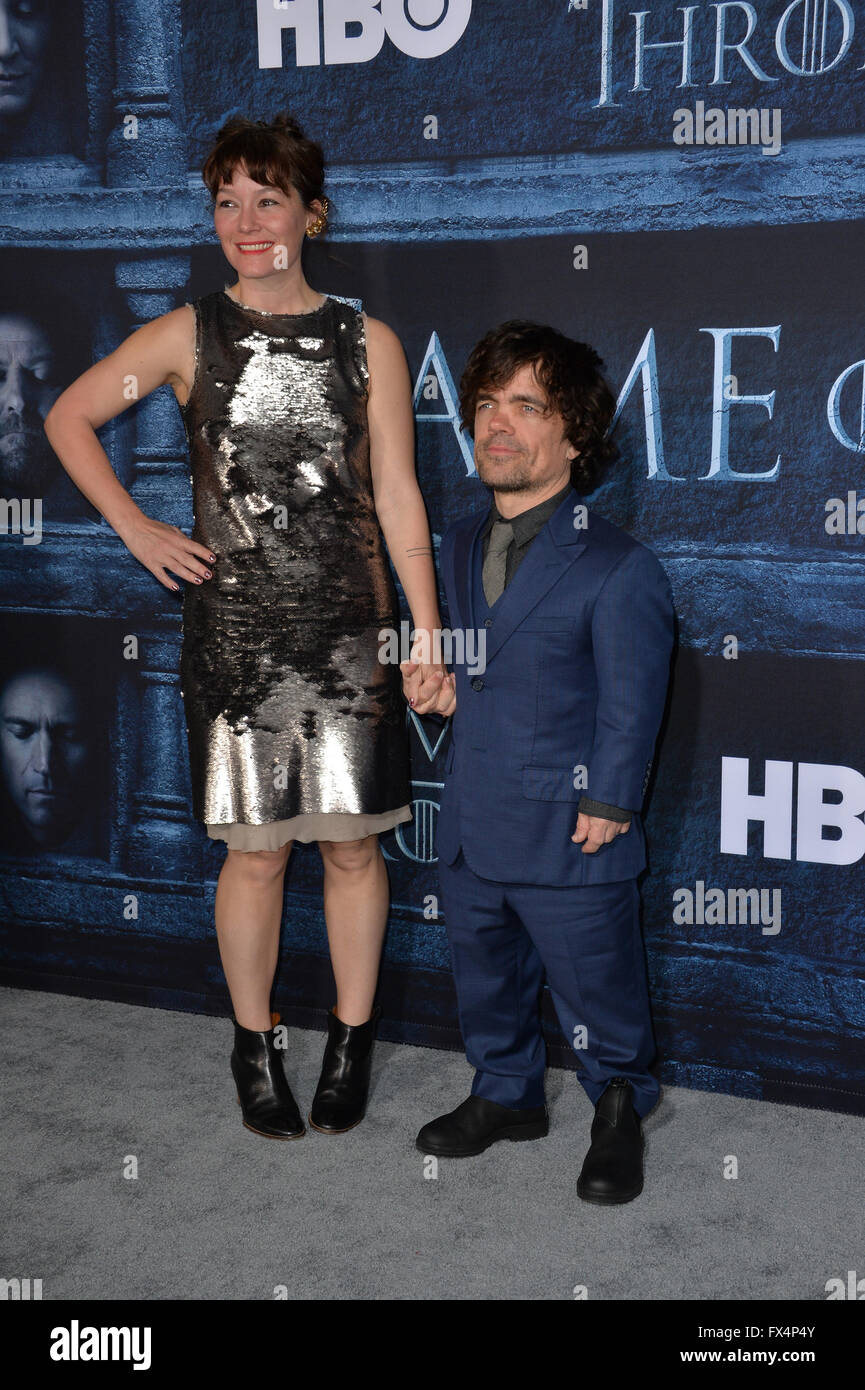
146, 304, 197, 403
362, 312, 402, 347
153, 302, 196, 343
362, 313, 408, 380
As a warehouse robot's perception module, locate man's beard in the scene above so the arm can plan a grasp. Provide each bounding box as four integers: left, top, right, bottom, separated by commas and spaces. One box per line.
0, 419, 55, 492
475, 443, 535, 493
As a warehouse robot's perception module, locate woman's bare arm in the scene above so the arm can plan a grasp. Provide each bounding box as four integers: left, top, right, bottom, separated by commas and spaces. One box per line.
365, 313, 455, 716
43, 306, 215, 592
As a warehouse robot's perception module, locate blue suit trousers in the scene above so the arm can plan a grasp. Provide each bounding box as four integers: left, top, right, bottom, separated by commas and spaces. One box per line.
437, 848, 660, 1119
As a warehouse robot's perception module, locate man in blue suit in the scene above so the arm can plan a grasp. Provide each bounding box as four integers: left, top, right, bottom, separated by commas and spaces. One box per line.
404, 321, 674, 1204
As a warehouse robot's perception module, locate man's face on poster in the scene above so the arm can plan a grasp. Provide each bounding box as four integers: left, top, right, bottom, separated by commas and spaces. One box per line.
0, 315, 60, 492
0, 669, 93, 848
0, 0, 51, 119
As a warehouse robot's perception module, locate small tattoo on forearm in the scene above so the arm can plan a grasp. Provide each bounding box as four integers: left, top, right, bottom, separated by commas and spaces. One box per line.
406, 546, 433, 557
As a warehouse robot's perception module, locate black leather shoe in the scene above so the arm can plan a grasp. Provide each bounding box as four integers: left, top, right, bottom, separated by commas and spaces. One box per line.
577, 1077, 644, 1204
308, 1004, 381, 1134
416, 1094, 549, 1157
231, 1015, 305, 1140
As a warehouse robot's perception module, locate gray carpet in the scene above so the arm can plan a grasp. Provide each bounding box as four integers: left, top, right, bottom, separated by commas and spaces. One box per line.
1, 986, 859, 1301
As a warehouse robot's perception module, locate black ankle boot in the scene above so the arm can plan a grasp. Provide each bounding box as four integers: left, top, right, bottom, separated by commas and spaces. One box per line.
308, 1004, 381, 1134
230, 1014, 305, 1140
576, 1077, 643, 1204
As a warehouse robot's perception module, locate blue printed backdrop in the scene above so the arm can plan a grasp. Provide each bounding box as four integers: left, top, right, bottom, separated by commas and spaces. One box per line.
1, 0, 863, 1112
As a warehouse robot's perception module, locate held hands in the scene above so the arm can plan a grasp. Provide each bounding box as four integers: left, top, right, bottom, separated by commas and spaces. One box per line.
120, 516, 216, 593
572, 812, 631, 854
398, 668, 629, 847
400, 659, 456, 717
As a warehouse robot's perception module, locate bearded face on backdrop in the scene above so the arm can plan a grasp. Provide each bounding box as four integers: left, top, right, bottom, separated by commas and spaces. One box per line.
0, 620, 111, 859
0, 282, 99, 521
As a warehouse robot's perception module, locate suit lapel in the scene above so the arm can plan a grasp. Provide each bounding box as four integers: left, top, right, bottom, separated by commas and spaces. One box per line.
475, 487, 589, 666
451, 508, 487, 634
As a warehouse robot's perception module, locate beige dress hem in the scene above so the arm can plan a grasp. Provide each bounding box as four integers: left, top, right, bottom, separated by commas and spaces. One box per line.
206, 805, 413, 852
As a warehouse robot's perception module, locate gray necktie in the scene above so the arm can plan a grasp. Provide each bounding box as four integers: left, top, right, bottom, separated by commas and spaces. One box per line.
482, 519, 514, 606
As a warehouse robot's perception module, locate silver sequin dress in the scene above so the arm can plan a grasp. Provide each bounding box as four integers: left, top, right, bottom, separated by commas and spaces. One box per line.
178, 289, 413, 850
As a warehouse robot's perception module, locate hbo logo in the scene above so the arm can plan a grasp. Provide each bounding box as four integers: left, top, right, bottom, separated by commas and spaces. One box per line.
258, 0, 473, 67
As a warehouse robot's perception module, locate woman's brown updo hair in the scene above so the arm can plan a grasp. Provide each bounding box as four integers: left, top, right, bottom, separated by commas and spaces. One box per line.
200, 112, 329, 233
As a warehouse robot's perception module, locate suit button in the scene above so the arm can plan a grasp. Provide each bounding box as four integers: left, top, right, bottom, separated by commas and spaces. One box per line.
471, 677, 484, 691
484, 618, 493, 628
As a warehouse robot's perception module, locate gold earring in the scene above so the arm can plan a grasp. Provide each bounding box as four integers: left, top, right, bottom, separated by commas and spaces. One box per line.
306, 198, 329, 238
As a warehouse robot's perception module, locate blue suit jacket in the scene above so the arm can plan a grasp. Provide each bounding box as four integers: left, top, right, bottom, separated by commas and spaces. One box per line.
435, 486, 674, 885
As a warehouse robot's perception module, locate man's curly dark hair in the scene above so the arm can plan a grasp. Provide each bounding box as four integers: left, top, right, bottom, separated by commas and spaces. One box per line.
459, 321, 620, 494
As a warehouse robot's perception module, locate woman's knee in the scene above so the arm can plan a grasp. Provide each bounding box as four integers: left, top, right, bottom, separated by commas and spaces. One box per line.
319, 834, 379, 873
225, 843, 292, 883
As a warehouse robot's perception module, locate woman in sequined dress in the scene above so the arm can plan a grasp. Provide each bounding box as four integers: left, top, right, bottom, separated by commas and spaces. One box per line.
44, 113, 455, 1141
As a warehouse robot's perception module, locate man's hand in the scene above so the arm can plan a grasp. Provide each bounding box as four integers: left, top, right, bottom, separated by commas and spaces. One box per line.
400, 659, 456, 716
572, 813, 631, 854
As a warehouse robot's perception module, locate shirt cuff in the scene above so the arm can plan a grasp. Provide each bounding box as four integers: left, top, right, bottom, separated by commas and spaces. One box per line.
578, 796, 633, 823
